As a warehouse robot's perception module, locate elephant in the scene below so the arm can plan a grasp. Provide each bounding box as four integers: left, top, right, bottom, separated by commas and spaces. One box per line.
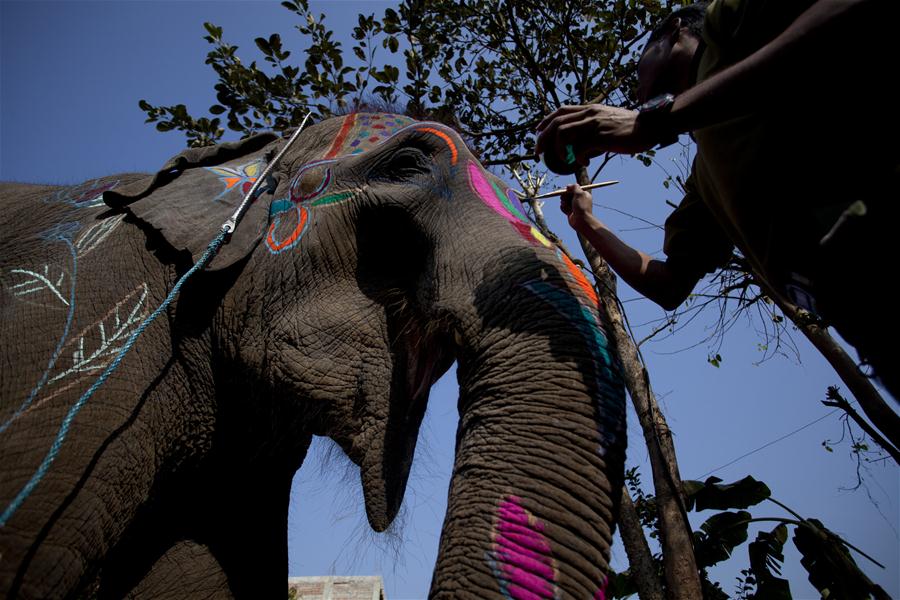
0, 112, 626, 599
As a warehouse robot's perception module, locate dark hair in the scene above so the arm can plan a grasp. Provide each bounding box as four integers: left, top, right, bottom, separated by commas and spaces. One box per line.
645, 2, 709, 47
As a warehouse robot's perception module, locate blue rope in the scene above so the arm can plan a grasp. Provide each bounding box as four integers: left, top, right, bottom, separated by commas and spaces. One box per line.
0, 239, 78, 435
0, 230, 228, 526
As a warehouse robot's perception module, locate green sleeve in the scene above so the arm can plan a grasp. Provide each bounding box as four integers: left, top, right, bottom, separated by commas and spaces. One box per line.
704, 0, 816, 64
663, 171, 734, 280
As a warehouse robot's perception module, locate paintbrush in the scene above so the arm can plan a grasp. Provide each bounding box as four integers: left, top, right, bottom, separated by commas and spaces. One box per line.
514, 180, 619, 200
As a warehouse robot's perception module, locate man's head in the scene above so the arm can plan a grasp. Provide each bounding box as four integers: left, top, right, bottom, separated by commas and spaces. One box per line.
637, 3, 709, 103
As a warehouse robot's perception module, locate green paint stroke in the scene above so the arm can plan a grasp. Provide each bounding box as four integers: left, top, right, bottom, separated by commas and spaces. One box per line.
489, 179, 527, 222
310, 191, 354, 206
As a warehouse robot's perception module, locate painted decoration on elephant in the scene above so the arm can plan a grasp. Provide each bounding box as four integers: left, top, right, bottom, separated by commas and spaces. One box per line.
325, 112, 415, 158
322, 112, 461, 165
205, 159, 264, 201
45, 179, 119, 209
556, 249, 599, 306
487, 494, 560, 600
520, 277, 623, 454
5, 216, 124, 309
0, 279, 152, 526
267, 200, 312, 254
290, 159, 336, 202
47, 283, 150, 387
2, 223, 79, 339
2, 282, 151, 436
466, 161, 551, 248
266, 116, 488, 257
75, 214, 126, 256
7, 264, 71, 309
594, 577, 609, 600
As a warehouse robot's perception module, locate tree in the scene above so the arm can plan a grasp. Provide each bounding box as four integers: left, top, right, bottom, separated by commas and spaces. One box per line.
610, 470, 890, 600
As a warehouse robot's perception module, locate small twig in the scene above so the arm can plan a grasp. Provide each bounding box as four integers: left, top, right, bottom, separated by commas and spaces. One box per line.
823, 387, 900, 465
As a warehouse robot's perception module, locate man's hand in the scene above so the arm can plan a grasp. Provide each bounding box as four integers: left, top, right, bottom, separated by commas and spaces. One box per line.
534, 104, 657, 166
559, 183, 596, 231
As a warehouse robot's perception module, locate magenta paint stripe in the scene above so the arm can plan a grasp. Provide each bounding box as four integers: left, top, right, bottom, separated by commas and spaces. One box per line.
490, 496, 558, 600
506, 582, 551, 600
468, 162, 516, 222
497, 534, 550, 559
494, 548, 556, 580
497, 523, 550, 554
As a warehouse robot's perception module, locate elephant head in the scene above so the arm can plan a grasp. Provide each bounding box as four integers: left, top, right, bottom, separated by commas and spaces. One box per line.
0, 112, 625, 599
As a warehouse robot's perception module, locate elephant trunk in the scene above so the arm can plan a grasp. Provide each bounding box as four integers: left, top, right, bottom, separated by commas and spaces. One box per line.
429, 247, 627, 599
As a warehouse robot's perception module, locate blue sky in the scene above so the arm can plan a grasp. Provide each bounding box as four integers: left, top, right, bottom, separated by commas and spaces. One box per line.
2, 2, 897, 598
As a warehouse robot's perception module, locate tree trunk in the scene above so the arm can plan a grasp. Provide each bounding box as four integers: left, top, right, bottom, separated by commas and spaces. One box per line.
619, 486, 665, 600
574, 168, 703, 600
767, 290, 900, 461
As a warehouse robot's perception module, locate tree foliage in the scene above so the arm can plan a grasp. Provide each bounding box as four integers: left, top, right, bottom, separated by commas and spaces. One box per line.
616, 470, 889, 600
140, 0, 680, 163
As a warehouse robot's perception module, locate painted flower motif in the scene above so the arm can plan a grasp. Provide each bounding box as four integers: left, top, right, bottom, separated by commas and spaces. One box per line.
205, 160, 264, 201
45, 180, 119, 209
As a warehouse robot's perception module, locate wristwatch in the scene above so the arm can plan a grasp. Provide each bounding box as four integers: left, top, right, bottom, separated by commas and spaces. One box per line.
637, 93, 679, 148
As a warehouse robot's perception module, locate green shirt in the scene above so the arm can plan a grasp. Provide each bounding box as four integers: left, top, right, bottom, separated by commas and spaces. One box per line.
663, 0, 898, 292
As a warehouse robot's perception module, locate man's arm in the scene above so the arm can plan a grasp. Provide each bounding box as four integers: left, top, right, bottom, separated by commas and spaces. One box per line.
561, 185, 699, 310
536, 0, 889, 158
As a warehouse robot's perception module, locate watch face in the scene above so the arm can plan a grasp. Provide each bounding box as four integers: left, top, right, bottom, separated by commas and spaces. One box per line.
641, 93, 675, 113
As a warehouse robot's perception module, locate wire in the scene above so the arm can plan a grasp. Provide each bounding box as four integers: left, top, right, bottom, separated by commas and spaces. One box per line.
695, 408, 842, 480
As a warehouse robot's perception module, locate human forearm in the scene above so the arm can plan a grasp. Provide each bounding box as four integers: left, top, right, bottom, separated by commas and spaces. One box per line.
573, 214, 693, 310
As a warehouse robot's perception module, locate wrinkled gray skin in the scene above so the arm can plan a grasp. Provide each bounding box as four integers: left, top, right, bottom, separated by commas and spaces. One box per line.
0, 114, 625, 599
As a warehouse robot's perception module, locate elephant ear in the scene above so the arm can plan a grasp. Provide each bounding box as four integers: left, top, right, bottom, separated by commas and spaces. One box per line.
103, 132, 280, 270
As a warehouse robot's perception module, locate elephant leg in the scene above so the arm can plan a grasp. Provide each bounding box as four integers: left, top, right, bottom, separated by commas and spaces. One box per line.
196, 469, 295, 600
121, 541, 231, 600
95, 468, 295, 600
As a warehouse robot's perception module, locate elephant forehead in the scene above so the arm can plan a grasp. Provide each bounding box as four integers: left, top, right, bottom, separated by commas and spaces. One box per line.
321, 112, 416, 158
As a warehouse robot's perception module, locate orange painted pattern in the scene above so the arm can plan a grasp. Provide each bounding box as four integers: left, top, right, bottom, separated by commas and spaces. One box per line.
325, 113, 357, 158
267, 207, 309, 252
418, 127, 458, 165
560, 252, 599, 305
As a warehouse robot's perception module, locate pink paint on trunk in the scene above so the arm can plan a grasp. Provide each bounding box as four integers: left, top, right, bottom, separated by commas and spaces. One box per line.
489, 495, 559, 600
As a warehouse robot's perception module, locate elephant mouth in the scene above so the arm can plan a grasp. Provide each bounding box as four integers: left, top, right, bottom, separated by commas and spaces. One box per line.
360, 331, 454, 532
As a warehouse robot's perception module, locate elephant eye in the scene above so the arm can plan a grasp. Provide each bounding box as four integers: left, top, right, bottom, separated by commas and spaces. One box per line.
368, 146, 432, 182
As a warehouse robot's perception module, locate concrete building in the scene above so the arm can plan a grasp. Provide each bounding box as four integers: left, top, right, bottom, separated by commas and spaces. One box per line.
287, 576, 386, 600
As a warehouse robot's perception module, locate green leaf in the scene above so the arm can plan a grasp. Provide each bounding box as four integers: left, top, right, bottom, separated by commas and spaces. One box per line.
255, 36, 272, 55
793, 519, 876, 600
694, 510, 751, 568
605, 570, 639, 599
747, 524, 791, 599
138, 99, 152, 111
209, 104, 226, 115
203, 22, 222, 40
684, 476, 771, 512
388, 35, 399, 53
